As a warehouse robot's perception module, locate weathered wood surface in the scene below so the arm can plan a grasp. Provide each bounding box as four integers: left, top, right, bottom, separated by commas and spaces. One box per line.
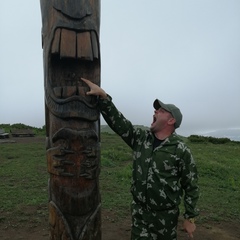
40, 0, 101, 239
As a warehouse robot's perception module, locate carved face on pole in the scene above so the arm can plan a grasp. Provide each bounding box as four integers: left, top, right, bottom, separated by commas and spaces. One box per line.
41, 0, 101, 122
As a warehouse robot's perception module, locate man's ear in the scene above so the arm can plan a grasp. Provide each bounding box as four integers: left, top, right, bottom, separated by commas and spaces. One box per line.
168, 118, 176, 126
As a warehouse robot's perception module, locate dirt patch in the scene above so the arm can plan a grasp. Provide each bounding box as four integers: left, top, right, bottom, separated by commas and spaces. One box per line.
1, 207, 240, 240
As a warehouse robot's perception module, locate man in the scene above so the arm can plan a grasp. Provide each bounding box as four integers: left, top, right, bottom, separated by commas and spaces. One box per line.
81, 78, 199, 240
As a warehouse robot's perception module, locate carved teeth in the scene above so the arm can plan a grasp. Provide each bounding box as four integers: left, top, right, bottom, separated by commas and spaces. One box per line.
53, 87, 62, 98
53, 86, 92, 99
62, 86, 76, 98
51, 28, 99, 60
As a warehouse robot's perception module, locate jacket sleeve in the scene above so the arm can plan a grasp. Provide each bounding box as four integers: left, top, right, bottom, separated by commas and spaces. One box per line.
179, 146, 200, 219
98, 95, 138, 148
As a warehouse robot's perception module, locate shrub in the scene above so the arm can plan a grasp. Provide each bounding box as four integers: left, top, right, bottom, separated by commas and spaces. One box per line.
188, 135, 208, 143
188, 135, 231, 144
208, 136, 231, 144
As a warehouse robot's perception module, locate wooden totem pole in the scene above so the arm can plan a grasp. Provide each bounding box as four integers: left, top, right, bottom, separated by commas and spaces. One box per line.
40, 1, 101, 239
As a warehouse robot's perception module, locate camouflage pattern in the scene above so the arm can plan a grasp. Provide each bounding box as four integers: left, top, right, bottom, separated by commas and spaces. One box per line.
131, 200, 179, 240
99, 95, 199, 239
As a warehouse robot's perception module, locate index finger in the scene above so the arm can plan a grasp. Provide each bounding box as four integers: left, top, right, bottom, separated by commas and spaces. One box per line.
81, 78, 94, 88
81, 77, 91, 84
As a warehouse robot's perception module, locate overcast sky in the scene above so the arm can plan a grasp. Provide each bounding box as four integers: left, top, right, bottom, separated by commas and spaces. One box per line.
0, 0, 239, 137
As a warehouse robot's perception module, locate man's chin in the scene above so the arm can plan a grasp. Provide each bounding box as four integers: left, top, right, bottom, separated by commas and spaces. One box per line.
150, 125, 155, 133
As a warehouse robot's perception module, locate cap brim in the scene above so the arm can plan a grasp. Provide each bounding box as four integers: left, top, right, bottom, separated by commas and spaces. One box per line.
153, 99, 170, 112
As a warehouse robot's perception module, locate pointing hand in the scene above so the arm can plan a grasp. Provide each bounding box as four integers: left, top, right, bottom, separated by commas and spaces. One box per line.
81, 78, 107, 99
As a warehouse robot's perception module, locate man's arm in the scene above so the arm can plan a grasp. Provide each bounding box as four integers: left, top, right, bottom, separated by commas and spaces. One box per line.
180, 148, 199, 239
81, 78, 137, 148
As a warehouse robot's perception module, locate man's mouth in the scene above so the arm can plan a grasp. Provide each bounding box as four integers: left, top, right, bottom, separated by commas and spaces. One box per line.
151, 116, 157, 125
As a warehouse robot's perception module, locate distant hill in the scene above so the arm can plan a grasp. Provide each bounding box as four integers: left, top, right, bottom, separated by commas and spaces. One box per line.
2, 123, 238, 141
101, 125, 240, 142
203, 128, 240, 141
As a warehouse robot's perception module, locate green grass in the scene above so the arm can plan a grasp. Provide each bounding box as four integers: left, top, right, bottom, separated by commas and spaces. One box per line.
0, 142, 47, 210
100, 133, 132, 218
0, 133, 240, 227
0, 141, 48, 227
190, 142, 240, 222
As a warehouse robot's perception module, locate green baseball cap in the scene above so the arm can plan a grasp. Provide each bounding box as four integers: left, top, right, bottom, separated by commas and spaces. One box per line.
153, 99, 183, 128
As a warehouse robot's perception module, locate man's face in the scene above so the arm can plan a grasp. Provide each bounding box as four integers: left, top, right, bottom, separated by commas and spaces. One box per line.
150, 108, 174, 133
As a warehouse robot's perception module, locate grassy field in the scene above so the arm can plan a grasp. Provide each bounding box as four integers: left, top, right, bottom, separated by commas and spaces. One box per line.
0, 132, 240, 228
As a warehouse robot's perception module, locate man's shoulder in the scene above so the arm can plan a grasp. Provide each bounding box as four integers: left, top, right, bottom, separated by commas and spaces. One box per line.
133, 127, 152, 139
168, 132, 184, 143
169, 133, 191, 151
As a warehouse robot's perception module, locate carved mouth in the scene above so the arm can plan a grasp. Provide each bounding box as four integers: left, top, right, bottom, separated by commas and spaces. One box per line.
50, 28, 99, 100
46, 28, 100, 120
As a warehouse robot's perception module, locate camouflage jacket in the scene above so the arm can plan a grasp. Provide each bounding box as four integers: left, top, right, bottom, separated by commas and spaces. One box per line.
99, 95, 199, 218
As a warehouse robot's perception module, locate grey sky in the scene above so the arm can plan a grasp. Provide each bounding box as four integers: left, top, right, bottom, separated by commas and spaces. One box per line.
0, 0, 239, 137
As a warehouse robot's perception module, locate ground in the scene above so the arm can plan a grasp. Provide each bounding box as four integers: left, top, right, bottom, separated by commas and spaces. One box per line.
0, 208, 240, 240
1, 137, 240, 239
